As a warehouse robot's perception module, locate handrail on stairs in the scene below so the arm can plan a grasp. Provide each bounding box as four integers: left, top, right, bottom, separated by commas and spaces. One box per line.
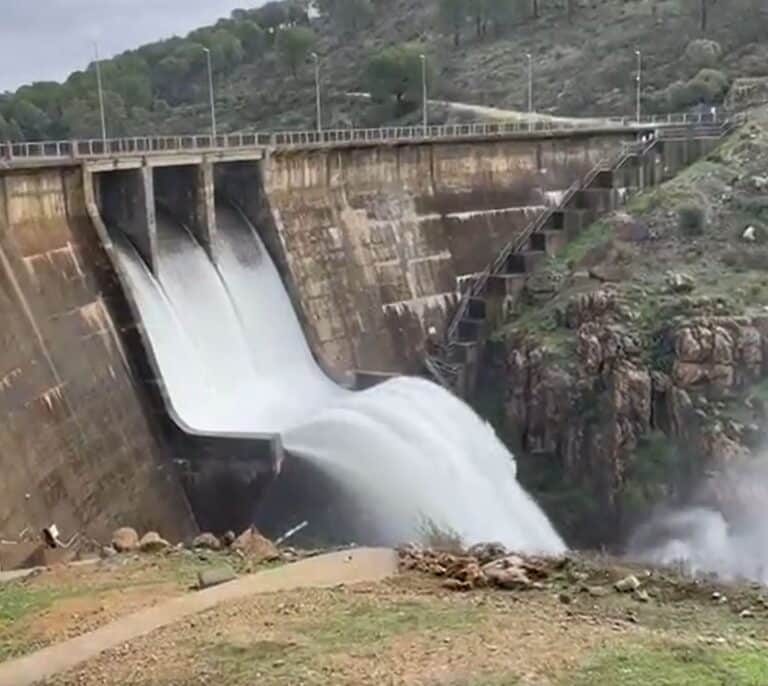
424, 118, 739, 389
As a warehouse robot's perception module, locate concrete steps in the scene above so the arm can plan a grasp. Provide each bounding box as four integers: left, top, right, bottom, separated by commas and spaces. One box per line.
425, 125, 736, 397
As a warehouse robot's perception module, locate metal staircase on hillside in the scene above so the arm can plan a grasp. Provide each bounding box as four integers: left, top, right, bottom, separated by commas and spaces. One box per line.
424, 119, 737, 395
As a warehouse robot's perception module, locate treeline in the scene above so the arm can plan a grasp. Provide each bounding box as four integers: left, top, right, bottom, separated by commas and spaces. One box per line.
438, 0, 579, 46
0, 1, 319, 141
1, 0, 765, 141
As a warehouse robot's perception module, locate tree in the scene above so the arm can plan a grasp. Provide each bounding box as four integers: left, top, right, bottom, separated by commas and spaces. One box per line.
685, 39, 722, 70
276, 27, 315, 77
365, 45, 433, 108
472, 0, 489, 37
254, 1, 288, 33
486, 0, 516, 34
285, 0, 311, 25
325, 0, 374, 31
683, 0, 714, 31
566, 0, 575, 22
8, 100, 51, 140
234, 20, 267, 57
0, 115, 22, 141
61, 92, 128, 139
439, 0, 469, 46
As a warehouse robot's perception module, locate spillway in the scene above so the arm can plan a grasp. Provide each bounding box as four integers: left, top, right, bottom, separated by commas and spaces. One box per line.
108, 203, 564, 552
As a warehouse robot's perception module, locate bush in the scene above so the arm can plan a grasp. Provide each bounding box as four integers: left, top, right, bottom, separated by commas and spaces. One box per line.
688, 68, 729, 103
685, 39, 723, 70
665, 69, 729, 110
678, 204, 705, 237
666, 80, 697, 110
722, 248, 768, 271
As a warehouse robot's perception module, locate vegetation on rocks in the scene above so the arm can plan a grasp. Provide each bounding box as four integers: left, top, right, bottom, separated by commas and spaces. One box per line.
477, 108, 768, 548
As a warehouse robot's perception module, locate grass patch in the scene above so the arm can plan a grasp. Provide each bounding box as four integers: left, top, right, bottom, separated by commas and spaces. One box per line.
0, 583, 67, 625
568, 642, 768, 686
0, 552, 270, 662
304, 598, 486, 649
554, 222, 611, 267
200, 596, 489, 685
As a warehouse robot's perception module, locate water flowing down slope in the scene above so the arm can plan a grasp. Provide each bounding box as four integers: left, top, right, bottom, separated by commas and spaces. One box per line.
108, 204, 565, 552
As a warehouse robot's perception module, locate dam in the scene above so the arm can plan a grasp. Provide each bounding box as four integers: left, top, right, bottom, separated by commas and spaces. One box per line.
0, 116, 727, 546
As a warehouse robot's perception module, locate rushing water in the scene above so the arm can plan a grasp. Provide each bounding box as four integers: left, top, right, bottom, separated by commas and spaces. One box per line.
627, 462, 768, 584
108, 203, 564, 552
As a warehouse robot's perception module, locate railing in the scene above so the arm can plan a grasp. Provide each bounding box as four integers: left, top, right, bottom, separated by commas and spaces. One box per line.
0, 111, 730, 165
425, 115, 743, 390
424, 138, 651, 388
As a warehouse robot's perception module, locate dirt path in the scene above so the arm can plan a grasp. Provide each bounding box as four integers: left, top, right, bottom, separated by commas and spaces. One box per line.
0, 547, 397, 686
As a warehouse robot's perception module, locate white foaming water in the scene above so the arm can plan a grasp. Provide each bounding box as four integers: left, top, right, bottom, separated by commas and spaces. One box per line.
108, 205, 564, 552
628, 471, 768, 585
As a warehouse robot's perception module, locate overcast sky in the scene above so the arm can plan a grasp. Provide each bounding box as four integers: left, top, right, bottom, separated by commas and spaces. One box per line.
0, 1, 264, 93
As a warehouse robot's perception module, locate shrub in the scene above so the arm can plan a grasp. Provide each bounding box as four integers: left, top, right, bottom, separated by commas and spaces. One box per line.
722, 247, 768, 271
688, 68, 730, 103
685, 39, 723, 70
666, 80, 697, 110
678, 204, 705, 237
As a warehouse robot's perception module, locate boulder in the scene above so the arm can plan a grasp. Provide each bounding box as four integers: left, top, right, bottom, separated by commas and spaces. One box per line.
467, 542, 507, 565
232, 527, 280, 563
111, 527, 139, 553
667, 272, 696, 294
100, 545, 117, 560
197, 566, 236, 590
614, 575, 641, 593
481, 554, 549, 591
589, 264, 629, 283
442, 578, 472, 592
139, 531, 170, 553
192, 533, 222, 551
222, 530, 236, 547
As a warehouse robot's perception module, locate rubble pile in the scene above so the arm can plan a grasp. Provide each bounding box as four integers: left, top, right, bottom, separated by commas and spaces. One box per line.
101, 525, 282, 565
398, 542, 562, 592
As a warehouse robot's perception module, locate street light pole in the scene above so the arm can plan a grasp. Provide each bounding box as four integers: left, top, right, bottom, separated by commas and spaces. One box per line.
202, 47, 217, 141
92, 42, 107, 147
635, 48, 642, 123
526, 53, 533, 114
420, 54, 428, 129
311, 52, 322, 132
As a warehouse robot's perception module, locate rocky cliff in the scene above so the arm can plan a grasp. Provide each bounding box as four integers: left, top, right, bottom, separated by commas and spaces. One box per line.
478, 109, 768, 547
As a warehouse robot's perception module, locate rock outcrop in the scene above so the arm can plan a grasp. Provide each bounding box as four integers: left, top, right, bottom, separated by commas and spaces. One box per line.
495, 286, 768, 545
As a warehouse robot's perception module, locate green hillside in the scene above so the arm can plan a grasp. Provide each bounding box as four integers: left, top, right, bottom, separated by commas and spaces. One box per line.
1, 0, 767, 141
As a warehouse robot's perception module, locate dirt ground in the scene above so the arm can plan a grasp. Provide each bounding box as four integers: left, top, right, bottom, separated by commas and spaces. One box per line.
27, 555, 768, 686
2, 548, 767, 686
0, 549, 250, 662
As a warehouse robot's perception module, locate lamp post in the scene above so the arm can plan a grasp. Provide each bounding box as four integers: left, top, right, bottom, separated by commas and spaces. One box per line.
635, 48, 642, 123
202, 47, 217, 141
311, 52, 322, 132
420, 53, 428, 129
92, 42, 107, 148
526, 53, 533, 114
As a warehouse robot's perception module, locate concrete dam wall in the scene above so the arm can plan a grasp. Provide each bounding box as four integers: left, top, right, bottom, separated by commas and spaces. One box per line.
260, 133, 632, 375
0, 128, 705, 540
0, 166, 195, 541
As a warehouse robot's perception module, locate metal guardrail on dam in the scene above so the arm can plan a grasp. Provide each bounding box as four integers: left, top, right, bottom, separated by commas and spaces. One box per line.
0, 111, 728, 166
